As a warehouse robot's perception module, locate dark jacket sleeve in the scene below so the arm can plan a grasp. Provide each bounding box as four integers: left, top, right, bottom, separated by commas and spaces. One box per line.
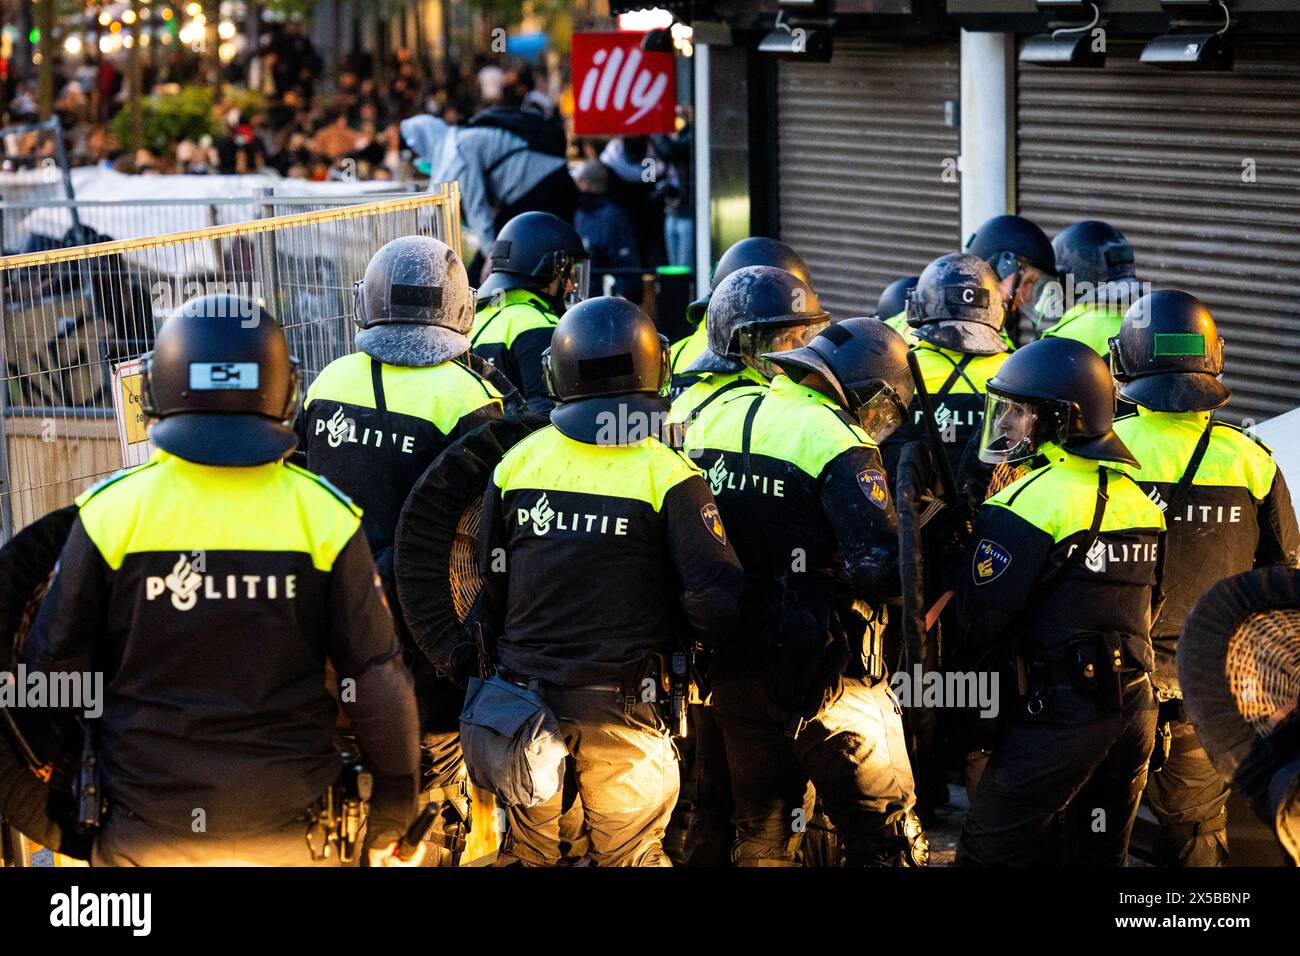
820, 446, 900, 603
24, 517, 111, 680
510, 326, 557, 416
325, 528, 419, 846
1256, 468, 1300, 568
953, 503, 1055, 665
662, 475, 744, 646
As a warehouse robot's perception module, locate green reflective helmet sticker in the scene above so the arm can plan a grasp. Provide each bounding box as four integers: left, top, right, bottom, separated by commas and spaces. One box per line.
1154, 332, 1205, 356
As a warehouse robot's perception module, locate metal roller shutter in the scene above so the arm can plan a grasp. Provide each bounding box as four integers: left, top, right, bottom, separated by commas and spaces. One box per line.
778, 38, 961, 320
1018, 39, 1300, 424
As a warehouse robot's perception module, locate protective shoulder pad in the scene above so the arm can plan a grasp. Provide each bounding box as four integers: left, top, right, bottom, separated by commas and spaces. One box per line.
283, 461, 364, 517
76, 458, 160, 509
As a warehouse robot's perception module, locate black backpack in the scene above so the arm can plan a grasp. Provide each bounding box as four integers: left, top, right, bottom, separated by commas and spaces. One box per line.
466, 106, 567, 158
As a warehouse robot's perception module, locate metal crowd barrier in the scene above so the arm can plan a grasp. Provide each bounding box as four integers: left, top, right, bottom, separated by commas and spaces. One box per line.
0, 185, 425, 258
0, 184, 460, 541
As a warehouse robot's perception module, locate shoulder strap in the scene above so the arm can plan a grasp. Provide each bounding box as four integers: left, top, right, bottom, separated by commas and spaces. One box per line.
370, 356, 387, 414
1038, 467, 1110, 598
1166, 419, 1217, 518
689, 377, 752, 425
921, 347, 979, 399
740, 392, 767, 480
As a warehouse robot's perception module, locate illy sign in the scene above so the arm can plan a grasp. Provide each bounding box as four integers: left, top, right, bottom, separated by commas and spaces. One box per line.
573, 32, 676, 136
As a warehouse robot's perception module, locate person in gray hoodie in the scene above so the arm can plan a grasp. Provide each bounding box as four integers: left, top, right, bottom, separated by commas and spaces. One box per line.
401, 108, 578, 280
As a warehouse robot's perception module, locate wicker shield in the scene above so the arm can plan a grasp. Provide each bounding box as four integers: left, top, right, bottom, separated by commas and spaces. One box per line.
1179, 566, 1300, 862
394, 416, 546, 671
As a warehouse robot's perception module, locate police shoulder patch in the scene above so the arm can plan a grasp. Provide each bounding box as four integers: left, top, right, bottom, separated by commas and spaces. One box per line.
972, 538, 1012, 586
701, 502, 727, 546
857, 468, 890, 510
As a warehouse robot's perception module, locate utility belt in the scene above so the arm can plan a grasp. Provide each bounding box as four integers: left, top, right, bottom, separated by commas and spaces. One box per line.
1019, 632, 1147, 716
306, 762, 372, 864
500, 648, 694, 739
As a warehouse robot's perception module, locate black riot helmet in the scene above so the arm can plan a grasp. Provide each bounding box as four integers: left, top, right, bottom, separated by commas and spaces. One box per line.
1053, 220, 1137, 288
767, 317, 916, 444
874, 276, 918, 321
979, 336, 1135, 466
967, 214, 1056, 278
686, 236, 813, 325
687, 265, 829, 379
479, 211, 591, 310
141, 295, 300, 466
353, 235, 476, 368
542, 296, 670, 445
1109, 290, 1229, 413
966, 214, 1057, 331
907, 253, 1008, 355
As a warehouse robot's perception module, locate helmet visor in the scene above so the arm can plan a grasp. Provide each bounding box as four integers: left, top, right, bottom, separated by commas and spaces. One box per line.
563, 256, 591, 309
352, 278, 366, 329
739, 318, 830, 379
1012, 264, 1054, 321
1021, 277, 1065, 331
850, 384, 907, 445
979, 392, 1040, 465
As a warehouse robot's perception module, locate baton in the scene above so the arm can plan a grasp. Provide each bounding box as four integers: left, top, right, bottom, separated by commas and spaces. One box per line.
394, 803, 441, 862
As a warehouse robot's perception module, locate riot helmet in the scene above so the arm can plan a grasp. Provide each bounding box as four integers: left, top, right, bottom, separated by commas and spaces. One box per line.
353, 235, 476, 367
687, 265, 829, 379
1109, 289, 1229, 412
542, 296, 670, 445
767, 317, 916, 444
979, 336, 1135, 466
966, 214, 1057, 328
1022, 220, 1143, 329
686, 236, 813, 326
907, 253, 1008, 355
874, 276, 918, 321
478, 211, 590, 311
142, 295, 299, 466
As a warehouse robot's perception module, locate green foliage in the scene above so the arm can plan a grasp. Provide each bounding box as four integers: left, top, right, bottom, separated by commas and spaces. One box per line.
109, 86, 220, 152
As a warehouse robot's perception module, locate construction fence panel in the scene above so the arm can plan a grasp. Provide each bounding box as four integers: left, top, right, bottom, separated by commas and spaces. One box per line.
0, 184, 460, 540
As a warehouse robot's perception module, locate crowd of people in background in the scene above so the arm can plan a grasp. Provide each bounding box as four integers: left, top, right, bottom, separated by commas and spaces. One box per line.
1, 20, 697, 273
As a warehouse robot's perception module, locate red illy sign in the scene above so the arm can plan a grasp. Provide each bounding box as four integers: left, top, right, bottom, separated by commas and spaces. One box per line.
572, 31, 676, 136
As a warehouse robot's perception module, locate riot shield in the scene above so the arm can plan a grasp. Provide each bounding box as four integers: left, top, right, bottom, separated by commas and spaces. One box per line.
393, 416, 546, 673
1179, 566, 1300, 864
0, 505, 91, 859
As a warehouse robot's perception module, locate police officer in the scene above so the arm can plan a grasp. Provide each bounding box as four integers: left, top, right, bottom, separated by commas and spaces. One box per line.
874, 275, 919, 342
1039, 220, 1142, 356
669, 237, 813, 398
477, 296, 743, 866
666, 264, 827, 863
296, 235, 502, 866
966, 213, 1056, 346
880, 253, 1010, 479
954, 336, 1165, 866
24, 295, 421, 866
684, 318, 927, 866
667, 265, 828, 446
471, 210, 590, 414
1110, 290, 1299, 866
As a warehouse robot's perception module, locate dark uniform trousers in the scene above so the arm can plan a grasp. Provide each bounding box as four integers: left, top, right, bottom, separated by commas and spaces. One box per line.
959, 673, 1157, 867
714, 674, 916, 867
680, 703, 734, 866
93, 807, 340, 868
502, 685, 679, 867
1144, 701, 1229, 867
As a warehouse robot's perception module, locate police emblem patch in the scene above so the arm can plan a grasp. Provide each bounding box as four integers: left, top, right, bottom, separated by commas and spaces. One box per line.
701, 502, 727, 545
857, 468, 890, 510
972, 538, 1011, 585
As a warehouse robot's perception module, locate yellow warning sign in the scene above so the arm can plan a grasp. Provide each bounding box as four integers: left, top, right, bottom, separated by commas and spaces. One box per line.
119, 371, 148, 445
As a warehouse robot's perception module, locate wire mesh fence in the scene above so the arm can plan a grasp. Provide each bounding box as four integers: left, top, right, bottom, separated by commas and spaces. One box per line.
0, 184, 460, 540
0, 185, 425, 257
